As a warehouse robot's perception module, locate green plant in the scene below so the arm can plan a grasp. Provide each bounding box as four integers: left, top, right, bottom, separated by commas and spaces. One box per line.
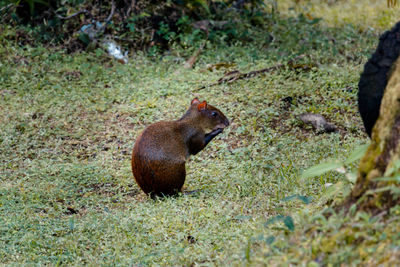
301, 143, 370, 184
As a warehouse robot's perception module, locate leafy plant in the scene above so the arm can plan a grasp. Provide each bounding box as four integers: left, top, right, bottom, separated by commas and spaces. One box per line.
301, 143, 370, 184
281, 194, 312, 204
264, 214, 295, 231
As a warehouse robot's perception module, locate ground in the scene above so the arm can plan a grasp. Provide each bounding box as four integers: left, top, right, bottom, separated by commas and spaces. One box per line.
1, 1, 400, 265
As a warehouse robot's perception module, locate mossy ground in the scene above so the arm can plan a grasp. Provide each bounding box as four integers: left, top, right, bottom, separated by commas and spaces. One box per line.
1, 1, 400, 265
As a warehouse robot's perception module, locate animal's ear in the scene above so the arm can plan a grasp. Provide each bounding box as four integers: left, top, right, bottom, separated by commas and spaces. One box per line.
198, 101, 207, 111
191, 98, 200, 105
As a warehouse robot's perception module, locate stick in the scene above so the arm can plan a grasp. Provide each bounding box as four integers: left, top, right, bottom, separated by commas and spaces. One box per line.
56, 0, 114, 22
0, 3, 13, 13
194, 54, 306, 91
184, 33, 208, 69
56, 9, 91, 20
105, 0, 116, 23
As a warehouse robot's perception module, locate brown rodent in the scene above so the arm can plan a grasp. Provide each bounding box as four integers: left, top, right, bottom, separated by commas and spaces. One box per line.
131, 98, 230, 197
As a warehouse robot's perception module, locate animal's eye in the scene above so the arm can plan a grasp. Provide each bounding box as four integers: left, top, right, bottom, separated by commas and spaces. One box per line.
211, 112, 217, 117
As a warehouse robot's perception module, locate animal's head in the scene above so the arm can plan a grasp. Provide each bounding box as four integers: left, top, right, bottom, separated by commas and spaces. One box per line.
190, 97, 230, 132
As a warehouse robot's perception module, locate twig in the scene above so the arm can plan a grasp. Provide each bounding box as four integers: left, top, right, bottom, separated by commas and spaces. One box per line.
56, 9, 91, 20
105, 0, 116, 23
184, 31, 209, 69
114, 36, 136, 44
184, 41, 206, 69
0, 3, 15, 22
0, 3, 13, 13
194, 54, 306, 91
126, 0, 136, 18
56, 0, 114, 24
95, 0, 116, 34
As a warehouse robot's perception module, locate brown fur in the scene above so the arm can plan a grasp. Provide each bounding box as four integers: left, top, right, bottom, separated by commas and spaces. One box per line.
131, 99, 229, 197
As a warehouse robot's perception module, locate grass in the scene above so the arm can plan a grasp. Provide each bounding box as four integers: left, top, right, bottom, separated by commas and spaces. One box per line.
1, 1, 400, 265
277, 0, 400, 31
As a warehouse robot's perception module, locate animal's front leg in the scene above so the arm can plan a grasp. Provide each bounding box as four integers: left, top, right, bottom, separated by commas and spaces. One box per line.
204, 128, 223, 146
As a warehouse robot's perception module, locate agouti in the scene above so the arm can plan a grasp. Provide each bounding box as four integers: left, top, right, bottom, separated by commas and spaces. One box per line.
131, 98, 230, 197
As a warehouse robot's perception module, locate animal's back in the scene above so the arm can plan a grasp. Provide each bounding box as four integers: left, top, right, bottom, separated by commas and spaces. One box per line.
131, 121, 187, 196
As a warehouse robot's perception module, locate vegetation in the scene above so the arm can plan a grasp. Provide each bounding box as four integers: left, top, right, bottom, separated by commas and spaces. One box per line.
1, 0, 400, 265
0, 0, 268, 51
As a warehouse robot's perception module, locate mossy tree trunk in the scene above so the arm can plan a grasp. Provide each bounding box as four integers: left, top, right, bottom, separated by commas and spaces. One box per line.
346, 57, 400, 212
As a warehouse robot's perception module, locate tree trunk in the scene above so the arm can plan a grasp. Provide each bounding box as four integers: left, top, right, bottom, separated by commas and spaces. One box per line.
344, 58, 400, 212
